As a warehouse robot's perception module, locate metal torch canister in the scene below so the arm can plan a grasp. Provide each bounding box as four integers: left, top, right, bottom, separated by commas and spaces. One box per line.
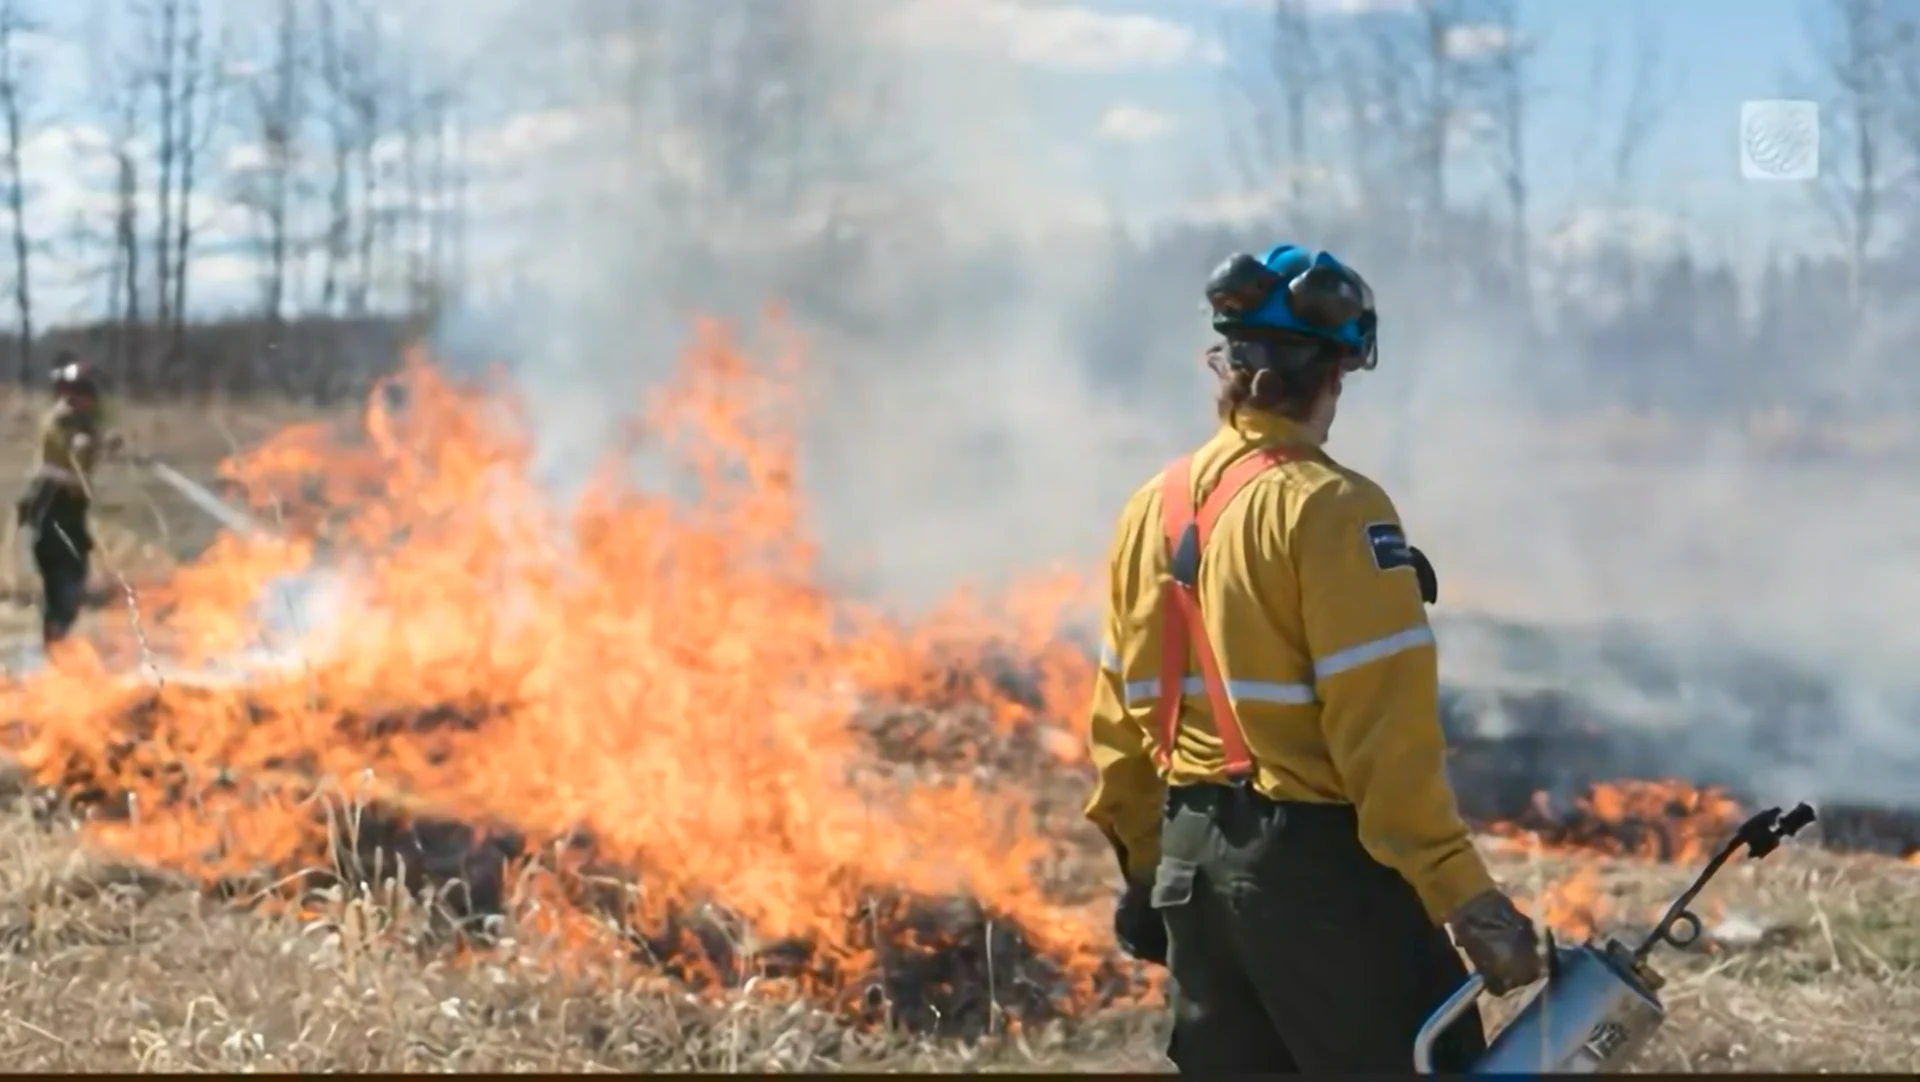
1414, 801, 1818, 1075
1413, 937, 1668, 1074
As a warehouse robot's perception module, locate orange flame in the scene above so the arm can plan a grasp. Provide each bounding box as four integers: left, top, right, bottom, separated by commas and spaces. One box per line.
1486, 779, 1748, 865
0, 318, 1876, 1017
1529, 864, 1607, 941
1492, 781, 1760, 942
3, 320, 1113, 1014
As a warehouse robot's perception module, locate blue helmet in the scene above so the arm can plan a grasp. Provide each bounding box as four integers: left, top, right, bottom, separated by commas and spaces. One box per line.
1204, 244, 1378, 371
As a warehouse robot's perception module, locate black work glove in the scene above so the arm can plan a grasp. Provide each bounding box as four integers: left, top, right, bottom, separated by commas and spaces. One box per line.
1114, 878, 1168, 966
1448, 889, 1543, 995
1409, 545, 1438, 605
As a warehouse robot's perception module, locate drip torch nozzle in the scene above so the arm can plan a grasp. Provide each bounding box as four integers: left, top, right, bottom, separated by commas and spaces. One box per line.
1631, 801, 1818, 964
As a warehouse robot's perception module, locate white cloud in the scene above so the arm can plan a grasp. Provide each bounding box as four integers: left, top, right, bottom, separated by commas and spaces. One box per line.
220, 107, 594, 194
1096, 104, 1176, 143
21, 124, 112, 180
462, 109, 592, 168
188, 252, 266, 309
1442, 23, 1515, 60
1215, 0, 1418, 12
1452, 107, 1498, 140
1175, 165, 1360, 226
221, 143, 269, 175
1304, 0, 1418, 11
18, 123, 246, 242
1216, 6, 1514, 55
886, 0, 1225, 72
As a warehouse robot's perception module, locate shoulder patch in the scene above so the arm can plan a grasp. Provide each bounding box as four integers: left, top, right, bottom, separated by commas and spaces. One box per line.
1363, 521, 1412, 571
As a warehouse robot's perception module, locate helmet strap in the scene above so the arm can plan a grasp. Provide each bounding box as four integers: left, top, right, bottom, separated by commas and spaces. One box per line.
1247, 367, 1275, 403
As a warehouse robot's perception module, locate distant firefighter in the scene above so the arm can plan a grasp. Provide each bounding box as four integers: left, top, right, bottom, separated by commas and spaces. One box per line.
1083, 244, 1541, 1073
16, 354, 121, 649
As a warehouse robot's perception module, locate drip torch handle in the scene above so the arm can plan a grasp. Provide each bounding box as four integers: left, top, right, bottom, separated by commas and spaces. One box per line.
1413, 973, 1486, 1074
1633, 802, 1818, 962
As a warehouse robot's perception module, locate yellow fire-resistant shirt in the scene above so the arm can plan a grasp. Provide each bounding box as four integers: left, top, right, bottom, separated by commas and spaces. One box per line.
1083, 407, 1495, 923
34, 399, 105, 487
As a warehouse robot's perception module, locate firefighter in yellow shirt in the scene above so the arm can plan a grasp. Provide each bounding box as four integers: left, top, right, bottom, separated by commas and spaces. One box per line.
1084, 245, 1541, 1073
17, 356, 117, 649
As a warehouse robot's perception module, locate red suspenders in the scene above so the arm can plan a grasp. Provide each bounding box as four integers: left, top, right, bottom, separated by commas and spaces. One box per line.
1150, 448, 1302, 778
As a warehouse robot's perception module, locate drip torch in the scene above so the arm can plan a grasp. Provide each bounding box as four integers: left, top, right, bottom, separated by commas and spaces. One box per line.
1414, 801, 1818, 1074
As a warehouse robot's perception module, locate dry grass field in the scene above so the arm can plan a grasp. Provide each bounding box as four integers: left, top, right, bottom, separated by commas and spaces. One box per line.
0, 788, 1910, 1073
0, 384, 1911, 1073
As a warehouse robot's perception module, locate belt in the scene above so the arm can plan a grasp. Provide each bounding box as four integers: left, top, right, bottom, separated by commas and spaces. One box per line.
30, 464, 82, 485
1167, 783, 1360, 828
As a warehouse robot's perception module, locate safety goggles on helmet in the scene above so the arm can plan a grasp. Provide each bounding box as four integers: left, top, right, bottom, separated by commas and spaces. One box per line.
1204, 245, 1378, 371
51, 360, 98, 397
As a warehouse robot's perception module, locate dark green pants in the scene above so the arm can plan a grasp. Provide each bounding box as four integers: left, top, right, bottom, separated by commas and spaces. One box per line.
1152, 784, 1487, 1074
23, 484, 91, 648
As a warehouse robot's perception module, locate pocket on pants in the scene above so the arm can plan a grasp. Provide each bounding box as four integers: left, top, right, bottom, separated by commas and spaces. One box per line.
1152, 857, 1198, 910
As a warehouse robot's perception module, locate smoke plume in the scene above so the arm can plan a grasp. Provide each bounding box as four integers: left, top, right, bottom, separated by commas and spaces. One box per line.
402, 0, 1920, 808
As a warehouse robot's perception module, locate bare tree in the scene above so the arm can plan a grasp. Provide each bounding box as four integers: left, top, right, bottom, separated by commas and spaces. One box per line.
77, 9, 148, 372
394, 63, 428, 313
119, 0, 221, 369
423, 91, 449, 305
1884, 9, 1920, 255
112, 102, 142, 372
1336, 34, 1410, 227
313, 0, 355, 314
1354, 0, 1480, 254
447, 115, 468, 294
168, 0, 226, 366
405, 87, 461, 317
1809, 0, 1898, 313
110, 93, 142, 372
147, 0, 181, 330
311, 0, 467, 320
0, 0, 37, 380
1411, 1, 1480, 220
593, 0, 905, 307
1479, 0, 1536, 319
230, 0, 302, 325
1608, 7, 1680, 194
1225, 1, 1321, 210
344, 12, 385, 315
1411, 1, 1462, 219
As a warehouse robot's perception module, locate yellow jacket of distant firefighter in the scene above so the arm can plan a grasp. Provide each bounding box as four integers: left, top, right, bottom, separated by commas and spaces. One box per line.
35, 398, 106, 487
1082, 407, 1495, 923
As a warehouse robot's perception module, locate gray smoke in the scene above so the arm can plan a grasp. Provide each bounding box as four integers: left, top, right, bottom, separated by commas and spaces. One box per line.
394, 0, 1920, 807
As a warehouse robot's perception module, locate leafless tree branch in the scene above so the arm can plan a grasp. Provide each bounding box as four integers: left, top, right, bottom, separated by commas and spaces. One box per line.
0, 0, 39, 379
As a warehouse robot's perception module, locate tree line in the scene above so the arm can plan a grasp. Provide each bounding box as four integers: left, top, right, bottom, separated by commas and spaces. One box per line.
0, 0, 466, 398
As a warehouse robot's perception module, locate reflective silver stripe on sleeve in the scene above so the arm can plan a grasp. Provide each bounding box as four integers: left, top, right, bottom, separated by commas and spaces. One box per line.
1119, 624, 1435, 708
1099, 642, 1120, 672
1122, 676, 1316, 708
1313, 625, 1435, 681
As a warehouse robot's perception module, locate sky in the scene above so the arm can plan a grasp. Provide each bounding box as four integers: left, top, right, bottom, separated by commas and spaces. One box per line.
909, 0, 1838, 263
0, 0, 1861, 325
